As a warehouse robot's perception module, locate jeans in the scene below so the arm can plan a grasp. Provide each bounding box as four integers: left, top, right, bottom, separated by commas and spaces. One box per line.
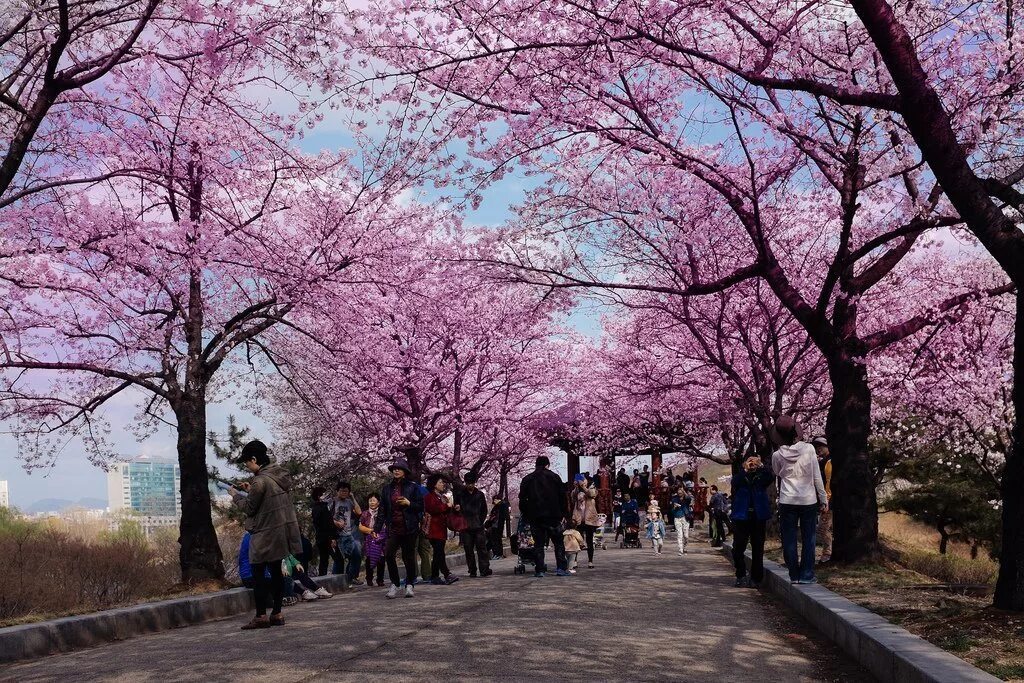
292, 569, 319, 593
430, 537, 451, 579
565, 550, 578, 569
385, 532, 418, 587
336, 533, 362, 581
530, 518, 567, 574
779, 504, 819, 582
673, 517, 690, 553
461, 529, 491, 575
732, 518, 767, 583
250, 561, 284, 616
317, 537, 342, 576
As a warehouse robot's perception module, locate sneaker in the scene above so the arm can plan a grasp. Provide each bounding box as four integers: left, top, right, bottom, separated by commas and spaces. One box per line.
534, 572, 546, 578
735, 577, 749, 588
468, 572, 478, 578
481, 569, 493, 577
568, 569, 577, 575
430, 577, 446, 585
819, 554, 831, 564
588, 562, 594, 569
445, 575, 460, 585
386, 584, 399, 599
405, 584, 414, 598
240, 616, 270, 630
677, 550, 684, 557
314, 587, 333, 599
301, 589, 318, 601
554, 569, 572, 577
281, 596, 299, 607
796, 578, 818, 585
269, 613, 285, 626
376, 579, 385, 587
349, 577, 365, 586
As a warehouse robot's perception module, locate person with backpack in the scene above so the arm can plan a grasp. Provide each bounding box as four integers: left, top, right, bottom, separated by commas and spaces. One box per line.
771, 416, 828, 584
230, 440, 302, 629
730, 454, 773, 588
518, 455, 570, 577
375, 458, 424, 598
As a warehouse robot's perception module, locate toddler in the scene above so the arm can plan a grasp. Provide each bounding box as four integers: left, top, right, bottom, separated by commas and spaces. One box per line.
646, 511, 666, 555
563, 524, 585, 573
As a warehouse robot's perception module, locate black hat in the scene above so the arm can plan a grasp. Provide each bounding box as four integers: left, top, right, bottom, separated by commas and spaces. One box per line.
769, 416, 803, 446
390, 458, 412, 476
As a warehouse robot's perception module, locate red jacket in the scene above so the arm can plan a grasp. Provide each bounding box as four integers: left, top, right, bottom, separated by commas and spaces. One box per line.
424, 492, 450, 540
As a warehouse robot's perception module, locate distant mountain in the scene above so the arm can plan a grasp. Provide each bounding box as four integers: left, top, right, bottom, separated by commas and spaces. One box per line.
25, 497, 107, 513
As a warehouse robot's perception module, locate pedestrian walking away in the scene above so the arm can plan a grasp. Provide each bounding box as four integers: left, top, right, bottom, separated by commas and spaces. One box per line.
376, 459, 424, 598
230, 440, 302, 629
730, 454, 773, 588
771, 416, 828, 584
518, 455, 569, 577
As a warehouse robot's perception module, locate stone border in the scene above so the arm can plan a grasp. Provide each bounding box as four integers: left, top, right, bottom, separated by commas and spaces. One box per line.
722, 542, 1000, 683
0, 548, 478, 665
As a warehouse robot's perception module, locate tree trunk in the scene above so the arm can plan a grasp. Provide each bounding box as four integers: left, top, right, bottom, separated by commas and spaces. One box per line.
175, 393, 224, 582
995, 293, 1024, 610
826, 357, 879, 563
403, 445, 425, 481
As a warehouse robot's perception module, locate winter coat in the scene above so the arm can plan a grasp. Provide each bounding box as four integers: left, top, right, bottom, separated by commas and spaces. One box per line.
455, 486, 489, 530
570, 485, 600, 527
563, 527, 585, 553
311, 498, 336, 544
730, 465, 773, 522
519, 467, 567, 522
772, 442, 827, 506
374, 478, 424, 537
424, 491, 452, 541
233, 464, 302, 564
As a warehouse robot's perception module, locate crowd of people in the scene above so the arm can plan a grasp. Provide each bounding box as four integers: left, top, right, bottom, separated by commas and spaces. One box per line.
228, 419, 834, 628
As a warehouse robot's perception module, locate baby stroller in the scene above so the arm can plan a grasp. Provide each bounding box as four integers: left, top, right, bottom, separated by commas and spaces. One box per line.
513, 516, 538, 575
594, 514, 608, 550
619, 509, 643, 548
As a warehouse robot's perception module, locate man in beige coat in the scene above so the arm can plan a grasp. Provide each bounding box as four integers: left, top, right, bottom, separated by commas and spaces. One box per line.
231, 440, 302, 629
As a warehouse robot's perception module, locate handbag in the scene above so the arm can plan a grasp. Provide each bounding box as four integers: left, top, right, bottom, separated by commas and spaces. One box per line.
447, 511, 467, 533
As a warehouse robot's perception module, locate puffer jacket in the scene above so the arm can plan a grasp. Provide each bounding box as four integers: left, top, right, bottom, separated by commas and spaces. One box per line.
234, 464, 302, 564
375, 478, 424, 536
570, 485, 599, 526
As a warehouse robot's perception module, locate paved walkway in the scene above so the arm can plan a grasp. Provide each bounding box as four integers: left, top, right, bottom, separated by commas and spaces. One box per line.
1, 538, 873, 682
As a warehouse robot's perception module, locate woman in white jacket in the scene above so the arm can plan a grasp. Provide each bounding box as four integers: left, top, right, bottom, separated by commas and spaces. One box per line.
771, 416, 828, 584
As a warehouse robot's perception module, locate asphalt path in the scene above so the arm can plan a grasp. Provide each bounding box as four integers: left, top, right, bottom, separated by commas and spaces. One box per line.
1, 532, 874, 682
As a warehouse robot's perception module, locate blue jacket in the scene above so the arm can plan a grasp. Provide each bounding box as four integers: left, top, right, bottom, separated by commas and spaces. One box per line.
669, 493, 692, 520
620, 499, 640, 525
375, 478, 424, 536
730, 465, 773, 521
238, 532, 271, 581
645, 519, 666, 539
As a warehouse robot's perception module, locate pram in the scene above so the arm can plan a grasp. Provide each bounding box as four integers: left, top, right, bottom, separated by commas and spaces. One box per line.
594, 513, 608, 550
513, 516, 538, 574
619, 510, 643, 548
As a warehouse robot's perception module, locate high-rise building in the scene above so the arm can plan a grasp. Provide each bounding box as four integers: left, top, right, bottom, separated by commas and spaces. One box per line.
107, 457, 180, 536
0, 480, 8, 508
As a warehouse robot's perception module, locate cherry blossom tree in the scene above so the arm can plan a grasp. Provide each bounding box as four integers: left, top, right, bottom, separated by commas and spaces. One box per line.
0, 5, 409, 580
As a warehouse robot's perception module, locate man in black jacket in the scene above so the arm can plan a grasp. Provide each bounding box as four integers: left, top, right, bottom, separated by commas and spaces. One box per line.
455, 472, 491, 577
310, 487, 342, 576
518, 455, 569, 577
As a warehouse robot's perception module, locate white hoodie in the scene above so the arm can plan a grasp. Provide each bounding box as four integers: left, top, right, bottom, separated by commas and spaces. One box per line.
772, 441, 827, 506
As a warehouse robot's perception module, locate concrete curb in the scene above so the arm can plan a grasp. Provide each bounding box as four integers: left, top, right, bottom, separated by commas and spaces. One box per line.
721, 542, 1000, 683
0, 547, 482, 665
